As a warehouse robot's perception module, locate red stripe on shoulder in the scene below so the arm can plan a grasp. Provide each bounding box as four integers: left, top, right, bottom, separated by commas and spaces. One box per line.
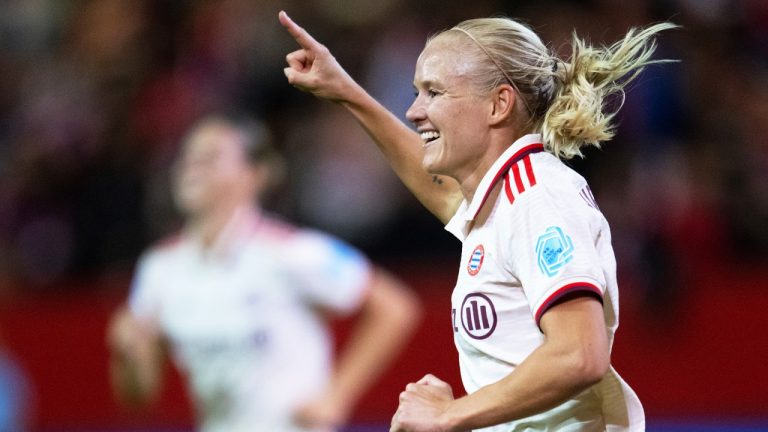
535, 282, 603, 325
471, 143, 544, 219
523, 155, 536, 187
511, 161, 525, 193
503, 172, 515, 204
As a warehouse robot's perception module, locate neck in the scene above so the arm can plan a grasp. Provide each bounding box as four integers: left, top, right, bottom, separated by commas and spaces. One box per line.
187, 201, 248, 250
456, 129, 525, 202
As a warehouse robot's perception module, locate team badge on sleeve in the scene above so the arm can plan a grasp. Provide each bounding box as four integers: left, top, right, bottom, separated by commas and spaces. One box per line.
535, 226, 574, 277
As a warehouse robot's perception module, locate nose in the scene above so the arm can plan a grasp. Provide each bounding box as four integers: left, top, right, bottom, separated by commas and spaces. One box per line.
405, 95, 425, 125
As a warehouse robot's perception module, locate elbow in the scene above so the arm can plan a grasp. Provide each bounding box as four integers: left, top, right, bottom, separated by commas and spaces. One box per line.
539, 295, 611, 391
367, 269, 423, 333
385, 282, 423, 334
394, 282, 423, 331
569, 346, 610, 389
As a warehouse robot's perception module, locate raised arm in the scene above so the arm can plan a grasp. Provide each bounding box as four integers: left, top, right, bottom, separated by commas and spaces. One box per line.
278, 11, 462, 224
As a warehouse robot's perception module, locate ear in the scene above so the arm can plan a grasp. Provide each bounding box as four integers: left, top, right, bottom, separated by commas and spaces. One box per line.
488, 84, 516, 126
248, 159, 284, 199
244, 163, 270, 198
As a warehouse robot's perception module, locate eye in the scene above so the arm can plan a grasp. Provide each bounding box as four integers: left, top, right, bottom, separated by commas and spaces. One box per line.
412, 88, 442, 99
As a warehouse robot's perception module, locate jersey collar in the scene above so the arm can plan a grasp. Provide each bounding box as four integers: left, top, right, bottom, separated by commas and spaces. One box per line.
445, 134, 544, 240
185, 205, 262, 260
465, 134, 544, 220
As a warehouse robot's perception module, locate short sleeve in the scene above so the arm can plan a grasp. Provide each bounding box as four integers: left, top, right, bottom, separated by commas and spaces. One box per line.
127, 253, 163, 320
284, 231, 372, 315
506, 183, 606, 325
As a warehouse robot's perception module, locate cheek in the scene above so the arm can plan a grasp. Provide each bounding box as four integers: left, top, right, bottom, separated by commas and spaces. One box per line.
175, 175, 208, 203
431, 99, 477, 133
176, 165, 222, 197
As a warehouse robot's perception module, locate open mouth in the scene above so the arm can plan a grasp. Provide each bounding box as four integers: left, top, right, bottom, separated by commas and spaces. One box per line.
420, 130, 440, 145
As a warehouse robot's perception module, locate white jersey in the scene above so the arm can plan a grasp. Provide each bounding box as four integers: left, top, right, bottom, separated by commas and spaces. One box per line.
445, 134, 644, 431
129, 208, 371, 432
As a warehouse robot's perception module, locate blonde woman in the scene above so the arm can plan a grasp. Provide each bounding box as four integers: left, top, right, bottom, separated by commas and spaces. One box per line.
280, 11, 676, 432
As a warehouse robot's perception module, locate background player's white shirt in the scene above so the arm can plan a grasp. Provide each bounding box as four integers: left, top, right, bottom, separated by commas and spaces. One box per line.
129, 208, 371, 432
446, 134, 644, 431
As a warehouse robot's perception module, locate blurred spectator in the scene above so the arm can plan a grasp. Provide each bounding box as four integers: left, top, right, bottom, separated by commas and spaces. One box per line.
286, 104, 407, 245
0, 0, 763, 301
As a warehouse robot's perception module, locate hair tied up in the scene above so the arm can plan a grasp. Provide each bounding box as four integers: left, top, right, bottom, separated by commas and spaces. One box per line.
441, 18, 677, 159
542, 22, 679, 159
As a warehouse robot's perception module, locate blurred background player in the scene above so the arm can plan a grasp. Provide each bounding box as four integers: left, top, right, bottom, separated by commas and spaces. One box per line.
107, 114, 421, 432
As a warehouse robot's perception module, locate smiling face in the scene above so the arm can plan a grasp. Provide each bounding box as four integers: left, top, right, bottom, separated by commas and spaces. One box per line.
406, 34, 494, 182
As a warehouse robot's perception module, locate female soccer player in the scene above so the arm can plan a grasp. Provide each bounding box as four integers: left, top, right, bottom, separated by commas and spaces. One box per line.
108, 114, 420, 432
280, 11, 675, 432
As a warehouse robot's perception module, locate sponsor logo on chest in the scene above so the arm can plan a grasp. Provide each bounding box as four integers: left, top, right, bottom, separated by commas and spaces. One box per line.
452, 292, 498, 339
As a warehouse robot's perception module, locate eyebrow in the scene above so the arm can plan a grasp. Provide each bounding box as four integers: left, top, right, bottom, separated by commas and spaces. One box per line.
413, 79, 440, 90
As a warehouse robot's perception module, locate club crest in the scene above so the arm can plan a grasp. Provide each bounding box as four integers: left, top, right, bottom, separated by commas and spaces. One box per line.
467, 244, 485, 276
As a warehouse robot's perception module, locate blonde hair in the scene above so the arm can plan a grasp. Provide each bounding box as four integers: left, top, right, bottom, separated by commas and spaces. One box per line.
437, 19, 677, 159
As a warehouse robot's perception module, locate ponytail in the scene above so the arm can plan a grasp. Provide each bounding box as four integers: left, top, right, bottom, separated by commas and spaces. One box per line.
543, 23, 679, 159
439, 19, 677, 159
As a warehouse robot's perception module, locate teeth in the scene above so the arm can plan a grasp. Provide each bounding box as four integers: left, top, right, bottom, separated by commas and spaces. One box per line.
420, 131, 440, 142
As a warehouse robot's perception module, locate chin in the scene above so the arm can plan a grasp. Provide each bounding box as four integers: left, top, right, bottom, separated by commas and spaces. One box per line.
174, 194, 207, 217
421, 152, 438, 173
422, 157, 449, 177
175, 202, 199, 217
422, 143, 450, 175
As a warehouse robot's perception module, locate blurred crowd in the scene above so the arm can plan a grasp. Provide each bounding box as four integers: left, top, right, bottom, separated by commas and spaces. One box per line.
0, 0, 766, 294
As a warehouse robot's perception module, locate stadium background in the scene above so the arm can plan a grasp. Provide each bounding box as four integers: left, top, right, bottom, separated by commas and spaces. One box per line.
0, 0, 767, 430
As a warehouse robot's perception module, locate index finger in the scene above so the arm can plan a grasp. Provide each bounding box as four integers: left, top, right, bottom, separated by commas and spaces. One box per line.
279, 11, 322, 51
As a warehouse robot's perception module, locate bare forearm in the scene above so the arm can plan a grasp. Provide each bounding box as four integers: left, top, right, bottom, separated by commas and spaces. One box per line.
107, 310, 165, 407
279, 11, 460, 221
328, 271, 421, 411
340, 85, 461, 223
445, 298, 609, 431
109, 350, 162, 406
447, 342, 602, 430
